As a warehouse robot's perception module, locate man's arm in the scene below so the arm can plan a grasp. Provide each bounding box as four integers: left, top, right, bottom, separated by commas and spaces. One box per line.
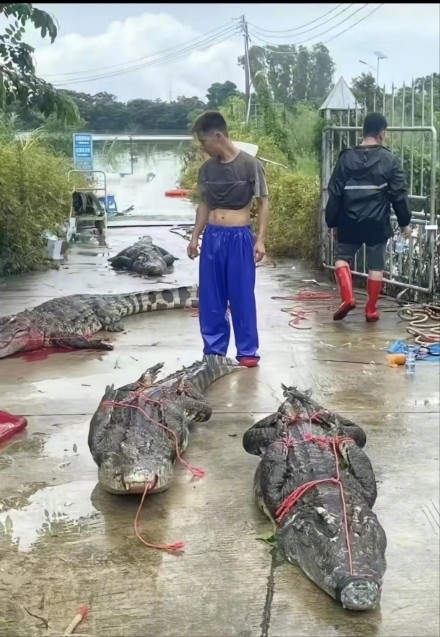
190, 165, 210, 242
254, 160, 269, 242
325, 157, 345, 228
191, 201, 210, 241
388, 155, 412, 229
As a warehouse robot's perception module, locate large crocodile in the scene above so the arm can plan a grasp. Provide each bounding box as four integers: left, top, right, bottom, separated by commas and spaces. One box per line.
88, 355, 242, 494
243, 385, 387, 611
0, 285, 198, 359
108, 236, 178, 277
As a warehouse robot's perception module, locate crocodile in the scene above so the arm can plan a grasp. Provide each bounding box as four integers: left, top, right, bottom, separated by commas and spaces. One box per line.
0, 285, 198, 360
88, 354, 243, 494
108, 236, 179, 277
243, 385, 387, 612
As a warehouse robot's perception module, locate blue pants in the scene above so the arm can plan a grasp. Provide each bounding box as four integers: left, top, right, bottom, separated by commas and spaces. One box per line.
199, 224, 259, 360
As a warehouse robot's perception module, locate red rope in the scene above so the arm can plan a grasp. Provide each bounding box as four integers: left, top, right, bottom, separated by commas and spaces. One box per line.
134, 478, 185, 552
272, 428, 355, 576
101, 396, 205, 553
272, 290, 335, 302
273, 289, 337, 329
184, 308, 199, 317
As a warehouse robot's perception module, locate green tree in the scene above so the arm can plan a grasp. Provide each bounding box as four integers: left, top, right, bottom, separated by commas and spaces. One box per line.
0, 3, 78, 123
350, 72, 381, 112
238, 43, 334, 107
206, 81, 241, 108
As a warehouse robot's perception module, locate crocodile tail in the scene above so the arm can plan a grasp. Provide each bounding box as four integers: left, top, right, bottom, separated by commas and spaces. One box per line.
185, 354, 243, 394
116, 285, 199, 315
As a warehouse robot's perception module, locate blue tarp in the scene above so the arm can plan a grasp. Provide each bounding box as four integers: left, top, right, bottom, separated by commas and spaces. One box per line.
387, 340, 440, 362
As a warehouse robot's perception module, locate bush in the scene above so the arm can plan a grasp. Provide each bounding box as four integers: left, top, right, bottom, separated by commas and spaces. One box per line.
0, 130, 83, 275
264, 167, 320, 260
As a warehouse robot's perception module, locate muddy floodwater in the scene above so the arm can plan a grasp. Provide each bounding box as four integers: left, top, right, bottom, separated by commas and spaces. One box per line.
0, 142, 438, 636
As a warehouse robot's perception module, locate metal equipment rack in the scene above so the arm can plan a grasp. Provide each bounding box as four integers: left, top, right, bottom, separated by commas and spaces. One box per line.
67, 170, 108, 246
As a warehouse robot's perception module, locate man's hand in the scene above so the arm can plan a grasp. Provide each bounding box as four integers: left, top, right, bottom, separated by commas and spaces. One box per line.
400, 225, 412, 239
254, 238, 266, 263
187, 238, 199, 260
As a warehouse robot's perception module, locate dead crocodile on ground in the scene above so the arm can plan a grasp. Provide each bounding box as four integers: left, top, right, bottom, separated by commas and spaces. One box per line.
0, 285, 198, 359
243, 385, 387, 612
88, 354, 243, 494
108, 236, 179, 277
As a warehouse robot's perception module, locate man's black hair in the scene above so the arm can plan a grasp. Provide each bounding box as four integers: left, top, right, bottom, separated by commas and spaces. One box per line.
191, 110, 229, 136
362, 112, 388, 138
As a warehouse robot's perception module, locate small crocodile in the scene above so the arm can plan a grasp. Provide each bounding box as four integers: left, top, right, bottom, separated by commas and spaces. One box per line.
243, 385, 387, 612
88, 354, 242, 494
108, 236, 178, 277
0, 285, 198, 359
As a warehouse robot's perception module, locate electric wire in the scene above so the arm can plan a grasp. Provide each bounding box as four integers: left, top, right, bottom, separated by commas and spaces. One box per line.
46, 21, 240, 81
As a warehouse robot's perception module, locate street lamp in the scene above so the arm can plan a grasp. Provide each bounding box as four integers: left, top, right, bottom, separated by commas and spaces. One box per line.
372, 50, 388, 88
359, 59, 375, 73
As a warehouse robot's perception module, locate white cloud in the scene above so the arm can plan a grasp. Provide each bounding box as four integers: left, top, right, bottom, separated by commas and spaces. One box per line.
31, 4, 440, 103
34, 12, 244, 102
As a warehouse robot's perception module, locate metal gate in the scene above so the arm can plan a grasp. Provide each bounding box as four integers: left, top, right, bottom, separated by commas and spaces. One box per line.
319, 77, 438, 300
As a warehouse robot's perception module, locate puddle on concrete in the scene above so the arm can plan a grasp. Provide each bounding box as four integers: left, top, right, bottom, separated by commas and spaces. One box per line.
0, 480, 99, 552
42, 420, 90, 459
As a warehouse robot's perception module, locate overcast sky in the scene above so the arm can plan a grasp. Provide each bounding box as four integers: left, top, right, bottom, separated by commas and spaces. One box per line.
27, 3, 440, 102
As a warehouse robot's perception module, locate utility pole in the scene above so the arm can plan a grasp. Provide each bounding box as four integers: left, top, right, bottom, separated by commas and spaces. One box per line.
240, 14, 251, 124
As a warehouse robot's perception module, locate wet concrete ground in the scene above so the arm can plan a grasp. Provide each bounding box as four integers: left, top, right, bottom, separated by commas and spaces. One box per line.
0, 227, 438, 637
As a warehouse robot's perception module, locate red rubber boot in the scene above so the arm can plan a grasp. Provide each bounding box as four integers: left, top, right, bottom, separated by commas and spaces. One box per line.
333, 265, 356, 321
365, 279, 382, 322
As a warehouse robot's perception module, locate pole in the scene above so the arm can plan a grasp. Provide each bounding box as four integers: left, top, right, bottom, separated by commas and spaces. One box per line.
240, 14, 252, 124
373, 57, 380, 111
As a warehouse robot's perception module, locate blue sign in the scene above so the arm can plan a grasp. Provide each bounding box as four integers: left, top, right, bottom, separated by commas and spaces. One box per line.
73, 133, 94, 170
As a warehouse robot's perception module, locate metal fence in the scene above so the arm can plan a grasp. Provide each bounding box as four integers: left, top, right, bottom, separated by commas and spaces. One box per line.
320, 76, 439, 301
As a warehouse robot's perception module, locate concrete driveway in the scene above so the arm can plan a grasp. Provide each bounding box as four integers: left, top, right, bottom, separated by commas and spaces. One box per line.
0, 227, 438, 636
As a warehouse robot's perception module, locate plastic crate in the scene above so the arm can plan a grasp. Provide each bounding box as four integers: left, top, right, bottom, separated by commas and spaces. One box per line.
0, 411, 28, 444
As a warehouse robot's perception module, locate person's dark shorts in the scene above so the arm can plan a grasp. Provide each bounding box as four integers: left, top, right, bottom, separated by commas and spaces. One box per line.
334, 241, 387, 271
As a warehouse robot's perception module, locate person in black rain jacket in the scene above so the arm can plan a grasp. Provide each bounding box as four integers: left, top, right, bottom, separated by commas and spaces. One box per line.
325, 112, 412, 322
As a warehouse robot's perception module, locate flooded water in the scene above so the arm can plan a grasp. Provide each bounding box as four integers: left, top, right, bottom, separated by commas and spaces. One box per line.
93, 139, 195, 223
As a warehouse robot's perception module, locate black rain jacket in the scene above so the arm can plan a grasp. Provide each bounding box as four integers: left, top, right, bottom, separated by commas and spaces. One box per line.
325, 144, 412, 246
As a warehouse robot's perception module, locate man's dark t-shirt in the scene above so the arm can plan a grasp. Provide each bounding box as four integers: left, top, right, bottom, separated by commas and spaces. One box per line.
198, 150, 268, 211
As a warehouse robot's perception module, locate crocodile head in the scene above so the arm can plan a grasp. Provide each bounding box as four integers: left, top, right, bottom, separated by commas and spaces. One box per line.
278, 501, 387, 611
98, 452, 175, 495
0, 313, 43, 359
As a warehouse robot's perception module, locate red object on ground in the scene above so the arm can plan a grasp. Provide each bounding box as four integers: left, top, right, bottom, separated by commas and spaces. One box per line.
164, 188, 192, 198
0, 411, 28, 444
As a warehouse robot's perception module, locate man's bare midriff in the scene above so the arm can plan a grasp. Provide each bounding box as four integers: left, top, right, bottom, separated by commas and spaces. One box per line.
208, 207, 252, 227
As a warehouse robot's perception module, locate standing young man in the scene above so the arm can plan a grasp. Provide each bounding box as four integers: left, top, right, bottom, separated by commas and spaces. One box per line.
187, 111, 269, 367
325, 112, 412, 322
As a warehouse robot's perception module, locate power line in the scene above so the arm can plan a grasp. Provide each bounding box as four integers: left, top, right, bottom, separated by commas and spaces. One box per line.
322, 4, 384, 44
248, 4, 352, 37
247, 4, 377, 48
45, 20, 239, 80
53, 26, 240, 86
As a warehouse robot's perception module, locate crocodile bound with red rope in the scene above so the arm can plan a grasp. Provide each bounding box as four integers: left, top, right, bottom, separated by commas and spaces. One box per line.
243, 385, 387, 611
88, 354, 243, 495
